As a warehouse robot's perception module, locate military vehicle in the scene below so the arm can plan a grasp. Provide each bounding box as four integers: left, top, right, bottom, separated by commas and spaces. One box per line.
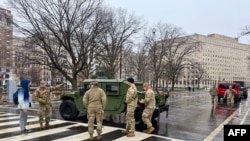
59, 79, 169, 125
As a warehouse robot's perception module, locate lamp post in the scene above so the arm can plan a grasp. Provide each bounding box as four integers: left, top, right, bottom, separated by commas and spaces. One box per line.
192, 71, 195, 92
191, 62, 197, 92
119, 51, 122, 79
152, 28, 156, 89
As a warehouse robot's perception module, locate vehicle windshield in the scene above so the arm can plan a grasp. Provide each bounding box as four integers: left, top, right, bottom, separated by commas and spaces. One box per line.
84, 84, 91, 91
219, 84, 235, 89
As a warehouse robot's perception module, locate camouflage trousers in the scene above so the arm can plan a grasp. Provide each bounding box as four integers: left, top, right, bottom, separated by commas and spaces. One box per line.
125, 105, 136, 132
210, 95, 218, 105
142, 108, 154, 128
227, 96, 234, 109
38, 104, 51, 124
87, 106, 103, 134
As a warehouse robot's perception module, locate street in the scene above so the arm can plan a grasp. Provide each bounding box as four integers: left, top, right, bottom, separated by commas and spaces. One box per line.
0, 89, 250, 141
156, 90, 250, 141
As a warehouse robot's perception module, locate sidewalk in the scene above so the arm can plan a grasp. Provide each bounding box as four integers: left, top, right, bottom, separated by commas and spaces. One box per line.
169, 89, 208, 97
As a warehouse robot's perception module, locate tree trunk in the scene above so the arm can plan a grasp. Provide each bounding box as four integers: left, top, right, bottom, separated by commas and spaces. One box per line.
71, 78, 77, 90
171, 78, 175, 91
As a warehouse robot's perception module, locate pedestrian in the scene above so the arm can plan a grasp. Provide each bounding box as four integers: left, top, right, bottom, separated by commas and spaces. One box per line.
122, 77, 138, 137
18, 78, 32, 135
188, 86, 191, 93
209, 84, 218, 106
139, 83, 155, 134
224, 85, 236, 110
83, 81, 106, 141
34, 81, 64, 130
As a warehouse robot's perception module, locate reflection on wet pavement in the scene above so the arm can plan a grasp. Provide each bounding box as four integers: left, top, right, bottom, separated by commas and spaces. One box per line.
154, 91, 250, 141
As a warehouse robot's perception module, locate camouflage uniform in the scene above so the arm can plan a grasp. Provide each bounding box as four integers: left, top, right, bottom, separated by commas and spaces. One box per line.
83, 84, 106, 141
34, 83, 63, 129
125, 83, 137, 135
142, 89, 155, 130
224, 87, 236, 110
209, 86, 218, 105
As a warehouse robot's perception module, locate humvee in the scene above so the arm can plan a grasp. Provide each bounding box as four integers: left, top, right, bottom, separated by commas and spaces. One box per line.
59, 79, 169, 125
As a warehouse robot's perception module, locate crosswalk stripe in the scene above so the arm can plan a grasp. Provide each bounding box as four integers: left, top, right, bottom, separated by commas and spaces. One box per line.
1, 123, 82, 141
0, 116, 21, 121
113, 131, 152, 141
20, 124, 88, 141
0, 116, 35, 122
0, 120, 59, 133
53, 125, 118, 141
0, 113, 18, 117
0, 112, 181, 141
0, 118, 38, 126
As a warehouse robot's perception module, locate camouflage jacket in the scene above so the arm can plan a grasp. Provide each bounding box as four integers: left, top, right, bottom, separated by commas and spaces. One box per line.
224, 89, 236, 99
209, 87, 218, 96
126, 84, 138, 107
83, 86, 107, 109
34, 84, 64, 105
144, 89, 155, 109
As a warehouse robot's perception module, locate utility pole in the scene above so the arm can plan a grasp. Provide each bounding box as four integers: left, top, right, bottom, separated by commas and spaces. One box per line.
119, 46, 122, 79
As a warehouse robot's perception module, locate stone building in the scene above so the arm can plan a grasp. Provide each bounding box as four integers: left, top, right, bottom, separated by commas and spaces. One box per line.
0, 7, 13, 88
179, 33, 250, 88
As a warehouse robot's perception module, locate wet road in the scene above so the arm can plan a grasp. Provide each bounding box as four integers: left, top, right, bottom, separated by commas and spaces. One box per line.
154, 90, 250, 141
0, 89, 250, 141
57, 89, 250, 141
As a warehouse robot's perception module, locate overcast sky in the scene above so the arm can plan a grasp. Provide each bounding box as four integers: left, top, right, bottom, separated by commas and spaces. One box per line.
1, 0, 250, 44
104, 0, 250, 44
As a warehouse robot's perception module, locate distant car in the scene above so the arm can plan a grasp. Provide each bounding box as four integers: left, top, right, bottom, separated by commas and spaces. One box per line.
240, 86, 248, 99
217, 82, 241, 102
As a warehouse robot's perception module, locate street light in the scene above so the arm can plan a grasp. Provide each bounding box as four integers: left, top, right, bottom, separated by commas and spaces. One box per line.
152, 28, 156, 89
192, 71, 195, 92
191, 62, 198, 92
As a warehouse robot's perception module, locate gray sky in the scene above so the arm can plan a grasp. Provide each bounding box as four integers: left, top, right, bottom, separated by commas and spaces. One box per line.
104, 0, 250, 44
1, 0, 250, 44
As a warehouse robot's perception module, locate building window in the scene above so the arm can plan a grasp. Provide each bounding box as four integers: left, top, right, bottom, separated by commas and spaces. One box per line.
7, 18, 12, 25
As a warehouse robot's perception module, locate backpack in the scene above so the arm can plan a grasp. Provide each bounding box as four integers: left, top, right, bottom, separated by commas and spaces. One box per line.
13, 89, 19, 105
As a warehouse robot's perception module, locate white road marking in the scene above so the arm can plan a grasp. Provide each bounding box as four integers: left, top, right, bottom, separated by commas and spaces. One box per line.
240, 107, 250, 125
203, 110, 237, 141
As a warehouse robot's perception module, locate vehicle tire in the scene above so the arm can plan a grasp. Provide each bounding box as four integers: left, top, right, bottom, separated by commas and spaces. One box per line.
238, 96, 241, 102
59, 100, 79, 120
218, 95, 223, 102
134, 103, 145, 125
151, 109, 159, 120
223, 98, 226, 103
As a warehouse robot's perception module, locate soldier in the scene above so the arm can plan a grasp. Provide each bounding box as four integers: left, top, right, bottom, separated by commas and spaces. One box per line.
83, 81, 106, 141
209, 84, 218, 106
139, 83, 155, 134
122, 77, 138, 137
224, 85, 236, 110
34, 81, 64, 130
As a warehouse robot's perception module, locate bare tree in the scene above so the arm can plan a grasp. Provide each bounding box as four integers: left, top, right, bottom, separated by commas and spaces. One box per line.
240, 25, 250, 36
188, 62, 206, 90
10, 0, 104, 89
129, 43, 149, 82
144, 26, 167, 94
29, 65, 42, 86
145, 23, 200, 92
165, 35, 201, 91
97, 8, 142, 79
